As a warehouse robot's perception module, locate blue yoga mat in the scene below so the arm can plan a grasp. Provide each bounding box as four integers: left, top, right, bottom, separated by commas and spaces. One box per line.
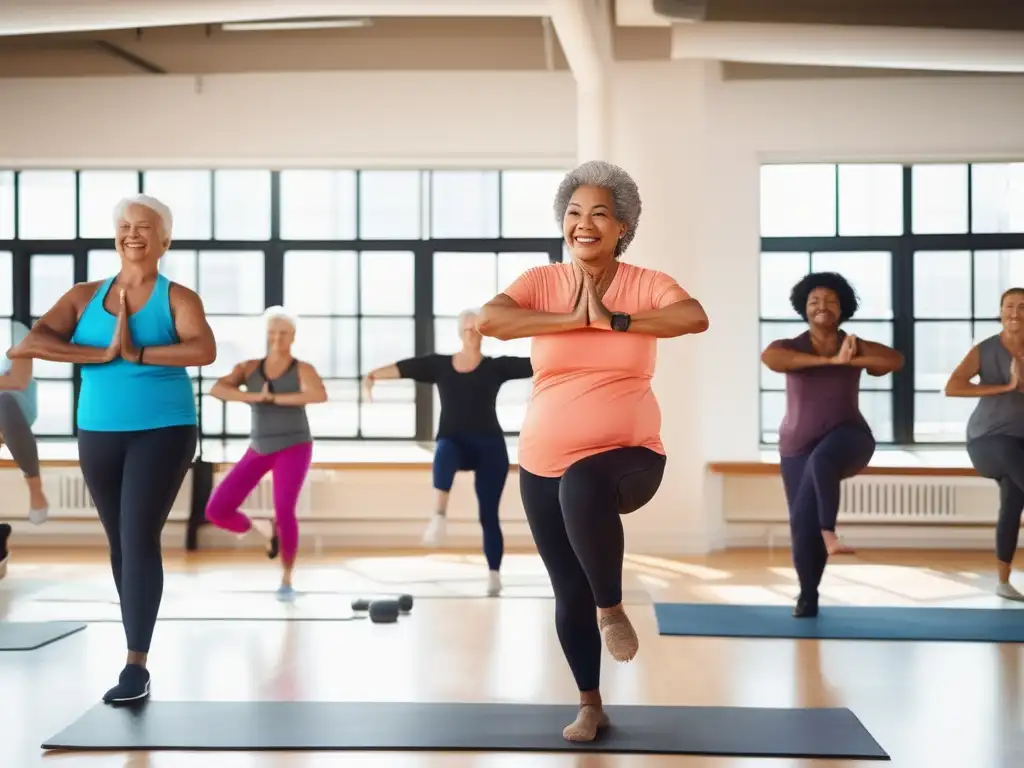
654, 602, 1024, 643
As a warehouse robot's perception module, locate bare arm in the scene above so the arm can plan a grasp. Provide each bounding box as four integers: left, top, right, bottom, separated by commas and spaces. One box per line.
7, 283, 116, 365
271, 362, 328, 406
476, 291, 587, 341
761, 339, 840, 373
365, 363, 401, 382
945, 346, 1015, 397
210, 361, 261, 403
0, 358, 31, 391
850, 339, 904, 377
125, 285, 217, 367
627, 298, 710, 338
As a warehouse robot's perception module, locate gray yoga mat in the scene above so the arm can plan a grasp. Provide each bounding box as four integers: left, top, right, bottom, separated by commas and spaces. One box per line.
41, 701, 889, 759
0, 620, 86, 651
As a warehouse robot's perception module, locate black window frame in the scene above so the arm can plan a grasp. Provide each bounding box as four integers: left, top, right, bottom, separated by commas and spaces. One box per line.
0, 168, 565, 443
760, 163, 1024, 448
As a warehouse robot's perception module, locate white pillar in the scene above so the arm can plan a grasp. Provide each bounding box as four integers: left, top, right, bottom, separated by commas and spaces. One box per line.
576, 83, 612, 163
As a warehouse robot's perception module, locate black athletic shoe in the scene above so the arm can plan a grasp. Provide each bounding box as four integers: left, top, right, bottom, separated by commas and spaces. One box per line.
102, 664, 151, 704
792, 593, 819, 618
0, 522, 11, 563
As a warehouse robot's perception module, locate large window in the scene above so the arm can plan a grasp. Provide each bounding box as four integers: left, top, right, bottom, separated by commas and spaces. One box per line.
760, 162, 1024, 446
0, 168, 565, 440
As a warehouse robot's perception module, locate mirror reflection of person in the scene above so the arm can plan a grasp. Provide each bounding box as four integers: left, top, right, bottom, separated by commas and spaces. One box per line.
363, 308, 532, 597
946, 287, 1024, 601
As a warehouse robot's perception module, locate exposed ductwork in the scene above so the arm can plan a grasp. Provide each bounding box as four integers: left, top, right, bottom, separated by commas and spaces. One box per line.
671, 21, 1024, 73
0, 0, 552, 37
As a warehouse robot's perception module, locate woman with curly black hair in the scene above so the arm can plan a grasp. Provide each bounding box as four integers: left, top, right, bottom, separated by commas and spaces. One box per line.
761, 271, 903, 617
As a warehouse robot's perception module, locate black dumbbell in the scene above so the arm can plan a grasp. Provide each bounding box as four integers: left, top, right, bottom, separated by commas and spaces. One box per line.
351, 594, 413, 618
368, 599, 400, 624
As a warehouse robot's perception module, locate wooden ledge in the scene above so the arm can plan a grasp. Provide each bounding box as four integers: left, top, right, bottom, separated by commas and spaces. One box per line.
708, 453, 980, 478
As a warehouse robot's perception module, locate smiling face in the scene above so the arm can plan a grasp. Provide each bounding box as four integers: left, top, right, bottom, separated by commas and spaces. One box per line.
806, 286, 842, 330
562, 185, 628, 265
115, 204, 169, 265
1001, 290, 1024, 334
266, 316, 295, 354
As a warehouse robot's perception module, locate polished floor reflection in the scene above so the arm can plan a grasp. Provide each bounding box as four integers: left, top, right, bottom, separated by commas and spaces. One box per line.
1, 548, 1022, 767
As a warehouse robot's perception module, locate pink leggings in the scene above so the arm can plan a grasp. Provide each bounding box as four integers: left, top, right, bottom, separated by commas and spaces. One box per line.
204, 442, 313, 563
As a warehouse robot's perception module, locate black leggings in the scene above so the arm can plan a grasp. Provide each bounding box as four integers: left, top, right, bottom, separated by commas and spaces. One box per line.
78, 425, 197, 654
967, 435, 1024, 564
519, 446, 666, 692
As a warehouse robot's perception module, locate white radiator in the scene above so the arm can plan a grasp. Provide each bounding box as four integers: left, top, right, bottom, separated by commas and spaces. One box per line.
39, 469, 193, 521
838, 477, 958, 521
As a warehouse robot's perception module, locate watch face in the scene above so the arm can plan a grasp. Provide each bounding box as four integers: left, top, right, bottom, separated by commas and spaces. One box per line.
612, 313, 629, 331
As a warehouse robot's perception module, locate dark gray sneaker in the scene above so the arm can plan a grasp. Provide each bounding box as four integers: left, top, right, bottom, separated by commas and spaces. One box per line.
0, 523, 11, 578
102, 664, 151, 704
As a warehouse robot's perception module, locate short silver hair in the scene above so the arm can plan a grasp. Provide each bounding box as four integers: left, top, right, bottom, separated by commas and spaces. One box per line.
553, 160, 641, 256
113, 194, 174, 240
263, 305, 298, 332
457, 308, 478, 325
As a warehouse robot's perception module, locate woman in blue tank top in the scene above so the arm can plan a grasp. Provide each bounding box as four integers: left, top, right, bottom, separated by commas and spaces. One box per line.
8, 194, 216, 705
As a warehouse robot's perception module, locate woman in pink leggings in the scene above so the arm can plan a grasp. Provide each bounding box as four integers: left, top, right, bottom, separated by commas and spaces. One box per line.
206, 307, 327, 601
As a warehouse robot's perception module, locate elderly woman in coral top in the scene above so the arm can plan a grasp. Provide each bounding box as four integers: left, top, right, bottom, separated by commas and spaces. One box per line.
477, 160, 710, 743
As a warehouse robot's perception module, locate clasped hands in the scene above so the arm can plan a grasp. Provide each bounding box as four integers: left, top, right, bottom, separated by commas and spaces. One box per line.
103, 289, 142, 363
571, 264, 614, 330
830, 334, 859, 366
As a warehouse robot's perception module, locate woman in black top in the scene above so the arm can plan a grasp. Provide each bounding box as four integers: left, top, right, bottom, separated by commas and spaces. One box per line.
364, 309, 532, 596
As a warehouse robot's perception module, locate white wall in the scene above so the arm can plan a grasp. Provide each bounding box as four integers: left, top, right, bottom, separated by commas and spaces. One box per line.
4, 64, 1024, 554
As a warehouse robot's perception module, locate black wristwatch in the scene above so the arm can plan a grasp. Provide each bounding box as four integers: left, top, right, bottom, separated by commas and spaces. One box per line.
610, 312, 631, 332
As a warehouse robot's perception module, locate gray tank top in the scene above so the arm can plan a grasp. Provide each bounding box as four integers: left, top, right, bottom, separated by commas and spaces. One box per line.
966, 335, 1024, 441
246, 358, 313, 454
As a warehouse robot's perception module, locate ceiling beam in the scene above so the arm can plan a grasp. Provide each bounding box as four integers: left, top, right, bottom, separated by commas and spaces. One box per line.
0, 0, 553, 37
671, 21, 1024, 73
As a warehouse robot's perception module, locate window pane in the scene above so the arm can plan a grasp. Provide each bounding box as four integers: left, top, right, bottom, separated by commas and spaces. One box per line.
497, 251, 551, 290
34, 380, 73, 435
291, 317, 358, 378
359, 171, 421, 240
760, 252, 809, 320
971, 163, 1024, 234
214, 170, 271, 241
18, 171, 76, 239
914, 251, 971, 319
161, 249, 197, 292
310, 379, 359, 438
0, 172, 13, 239
759, 321, 805, 390
360, 379, 415, 438
0, 251, 11, 316
760, 391, 786, 443
79, 171, 139, 238
859, 391, 893, 443
433, 317, 530, 359
142, 170, 212, 239
914, 393, 977, 443
914, 321, 972, 390
810, 251, 892, 320
974, 320, 1002, 345
360, 251, 413, 316
760, 164, 836, 237
433, 252, 497, 316
279, 170, 356, 240
911, 164, 968, 234
30, 254, 73, 318
837, 164, 903, 236
87, 249, 121, 282
201, 394, 251, 437
431, 171, 499, 238
206, 316, 265, 378
198, 251, 265, 314
973, 250, 1024, 318
843, 321, 894, 390
360, 317, 414, 376
497, 378, 532, 433
501, 171, 563, 238
284, 251, 357, 315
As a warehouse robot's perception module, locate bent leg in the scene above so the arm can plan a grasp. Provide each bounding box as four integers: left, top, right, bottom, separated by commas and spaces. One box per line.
519, 468, 607, 742
803, 425, 875, 555
424, 438, 463, 545
0, 393, 47, 521
205, 448, 275, 535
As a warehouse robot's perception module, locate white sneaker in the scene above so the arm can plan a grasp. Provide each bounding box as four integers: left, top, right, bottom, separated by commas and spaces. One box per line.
28, 507, 48, 525
487, 570, 502, 597
421, 514, 447, 546
996, 582, 1024, 602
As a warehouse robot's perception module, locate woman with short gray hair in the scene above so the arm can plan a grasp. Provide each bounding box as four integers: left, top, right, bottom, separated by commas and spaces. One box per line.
477, 160, 710, 741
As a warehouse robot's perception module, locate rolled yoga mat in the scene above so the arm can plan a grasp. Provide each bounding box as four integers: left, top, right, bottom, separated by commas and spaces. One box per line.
654, 602, 1024, 642
41, 700, 889, 759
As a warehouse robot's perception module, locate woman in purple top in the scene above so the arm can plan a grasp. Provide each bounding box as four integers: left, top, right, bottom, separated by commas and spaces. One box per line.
761, 272, 904, 617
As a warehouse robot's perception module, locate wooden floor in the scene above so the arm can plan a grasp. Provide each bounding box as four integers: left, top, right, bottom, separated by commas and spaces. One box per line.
1, 547, 1022, 767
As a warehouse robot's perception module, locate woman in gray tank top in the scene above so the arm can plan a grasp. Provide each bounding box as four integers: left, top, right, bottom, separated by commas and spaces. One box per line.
946, 287, 1024, 602
205, 307, 327, 601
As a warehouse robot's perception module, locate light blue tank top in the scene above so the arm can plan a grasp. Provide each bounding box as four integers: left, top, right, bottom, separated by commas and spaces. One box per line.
71, 274, 197, 432
0, 321, 37, 426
